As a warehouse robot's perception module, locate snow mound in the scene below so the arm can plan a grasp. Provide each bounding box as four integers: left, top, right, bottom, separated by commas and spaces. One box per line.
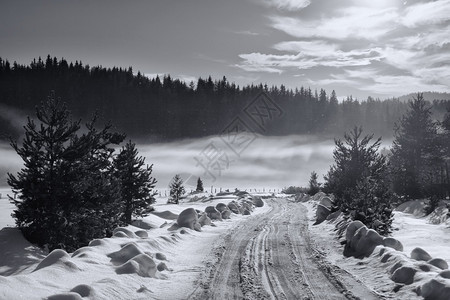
439, 270, 450, 279
115, 253, 157, 278
383, 237, 404, 252
71, 246, 94, 258
391, 265, 417, 284
46, 292, 83, 300
427, 204, 449, 225
113, 227, 138, 238
396, 200, 427, 217
177, 208, 201, 231
428, 258, 448, 270
227, 201, 241, 214
215, 203, 228, 212
135, 230, 148, 238
157, 262, 170, 271
344, 221, 404, 258
88, 239, 107, 247
155, 252, 167, 260
251, 196, 264, 207
420, 278, 450, 300
151, 210, 178, 220
205, 206, 222, 221
314, 204, 331, 225
411, 247, 432, 261
35, 249, 79, 272
70, 284, 95, 297
198, 213, 212, 226
108, 242, 144, 264
221, 209, 231, 219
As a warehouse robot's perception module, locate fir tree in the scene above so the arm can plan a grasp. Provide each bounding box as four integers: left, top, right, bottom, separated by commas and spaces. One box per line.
307, 171, 321, 196
196, 177, 204, 192
324, 126, 394, 235
168, 174, 185, 204
8, 94, 125, 251
8, 95, 80, 249
114, 141, 157, 224
390, 93, 441, 199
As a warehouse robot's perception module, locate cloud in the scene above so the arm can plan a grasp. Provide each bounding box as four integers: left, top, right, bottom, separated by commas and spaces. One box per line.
316, 67, 450, 96
270, 6, 398, 40
236, 46, 383, 73
390, 26, 450, 50
262, 0, 311, 11
306, 76, 361, 87
361, 74, 450, 95
273, 40, 340, 56
234, 30, 261, 36
402, 0, 450, 27
242, 0, 450, 97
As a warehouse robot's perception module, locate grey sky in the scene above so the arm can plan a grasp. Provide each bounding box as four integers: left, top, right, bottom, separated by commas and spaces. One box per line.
1, 0, 449, 99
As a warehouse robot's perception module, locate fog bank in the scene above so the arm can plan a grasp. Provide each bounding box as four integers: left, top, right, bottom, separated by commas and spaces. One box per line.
1, 134, 391, 192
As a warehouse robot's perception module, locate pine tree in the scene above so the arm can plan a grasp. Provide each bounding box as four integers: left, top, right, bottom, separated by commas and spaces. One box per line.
169, 174, 185, 204
8, 96, 81, 249
307, 171, 321, 195
8, 95, 125, 251
196, 177, 204, 192
114, 141, 157, 224
390, 93, 441, 199
324, 126, 394, 234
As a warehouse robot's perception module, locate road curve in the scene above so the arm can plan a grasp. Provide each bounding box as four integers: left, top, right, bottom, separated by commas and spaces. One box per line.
189, 198, 381, 300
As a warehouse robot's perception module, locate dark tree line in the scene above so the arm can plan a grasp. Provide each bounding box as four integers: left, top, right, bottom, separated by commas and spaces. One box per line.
3, 56, 448, 141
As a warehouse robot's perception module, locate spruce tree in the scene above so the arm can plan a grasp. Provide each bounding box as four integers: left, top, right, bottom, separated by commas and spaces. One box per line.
8, 95, 125, 251
169, 174, 185, 204
8, 96, 81, 249
307, 171, 321, 196
196, 177, 204, 192
390, 93, 441, 199
324, 126, 394, 234
114, 141, 157, 224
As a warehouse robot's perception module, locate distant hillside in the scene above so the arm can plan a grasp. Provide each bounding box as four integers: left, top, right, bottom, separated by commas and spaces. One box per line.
398, 92, 450, 102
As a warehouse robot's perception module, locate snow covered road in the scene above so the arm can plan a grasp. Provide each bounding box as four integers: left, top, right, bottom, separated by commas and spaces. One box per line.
189, 198, 379, 300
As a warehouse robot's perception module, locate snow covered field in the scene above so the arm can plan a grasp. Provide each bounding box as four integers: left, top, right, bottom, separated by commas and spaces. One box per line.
0, 192, 270, 299
1, 191, 449, 299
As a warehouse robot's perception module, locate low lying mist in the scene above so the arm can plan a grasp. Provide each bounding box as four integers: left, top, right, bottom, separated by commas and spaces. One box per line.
138, 134, 337, 191
0, 134, 393, 192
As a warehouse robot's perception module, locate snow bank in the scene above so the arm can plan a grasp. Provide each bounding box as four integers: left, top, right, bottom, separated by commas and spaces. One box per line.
307, 193, 450, 300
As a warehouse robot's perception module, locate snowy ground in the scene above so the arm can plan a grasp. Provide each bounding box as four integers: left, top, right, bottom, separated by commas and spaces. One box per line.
0, 187, 15, 229
0, 192, 269, 299
1, 190, 449, 299
303, 200, 450, 299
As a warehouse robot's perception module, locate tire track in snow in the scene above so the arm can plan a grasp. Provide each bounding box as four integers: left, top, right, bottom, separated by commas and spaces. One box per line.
189, 198, 380, 300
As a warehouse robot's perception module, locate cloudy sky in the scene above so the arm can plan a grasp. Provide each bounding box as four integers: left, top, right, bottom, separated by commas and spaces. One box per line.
1, 0, 449, 99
